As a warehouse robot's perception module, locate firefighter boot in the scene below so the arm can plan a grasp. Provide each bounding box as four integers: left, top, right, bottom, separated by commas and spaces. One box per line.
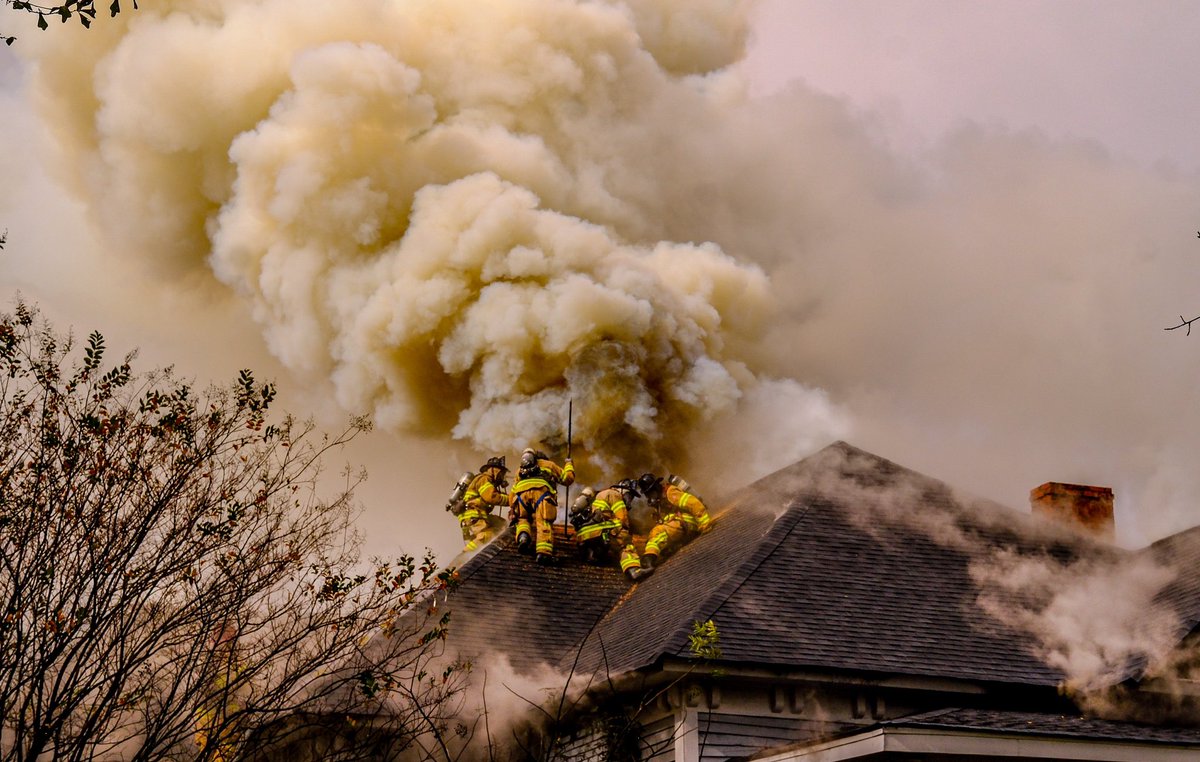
640, 553, 657, 572
626, 566, 654, 582
536, 553, 558, 566
516, 530, 534, 555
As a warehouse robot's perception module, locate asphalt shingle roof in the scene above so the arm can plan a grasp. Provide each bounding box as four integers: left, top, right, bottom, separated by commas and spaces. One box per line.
435, 441, 1198, 690
1144, 524, 1200, 640
431, 525, 632, 673
884, 707, 1200, 744
569, 441, 1108, 685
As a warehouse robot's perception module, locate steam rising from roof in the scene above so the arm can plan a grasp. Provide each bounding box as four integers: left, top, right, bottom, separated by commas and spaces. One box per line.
769, 444, 1197, 713
23, 0, 843, 476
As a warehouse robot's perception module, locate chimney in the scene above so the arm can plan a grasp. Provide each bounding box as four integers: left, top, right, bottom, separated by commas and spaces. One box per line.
1030, 482, 1114, 540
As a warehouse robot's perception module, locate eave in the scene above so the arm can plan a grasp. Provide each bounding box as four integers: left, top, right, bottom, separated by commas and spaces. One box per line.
752, 726, 1200, 762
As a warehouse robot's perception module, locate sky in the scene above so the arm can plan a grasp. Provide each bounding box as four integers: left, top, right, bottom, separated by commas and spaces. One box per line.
2, 0, 1199, 565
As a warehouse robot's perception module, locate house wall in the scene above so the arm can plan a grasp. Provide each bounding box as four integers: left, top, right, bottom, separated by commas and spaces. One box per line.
641, 715, 677, 762
695, 712, 830, 761
650, 676, 930, 761
553, 712, 676, 762
551, 675, 972, 762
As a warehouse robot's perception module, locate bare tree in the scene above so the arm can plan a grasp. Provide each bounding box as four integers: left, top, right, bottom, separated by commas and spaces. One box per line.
0, 300, 467, 762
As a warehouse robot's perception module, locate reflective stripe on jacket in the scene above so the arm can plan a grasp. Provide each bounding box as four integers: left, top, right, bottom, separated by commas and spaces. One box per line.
465, 472, 506, 509
576, 518, 622, 542
663, 484, 711, 533
513, 458, 574, 497
513, 477, 553, 492
592, 489, 628, 525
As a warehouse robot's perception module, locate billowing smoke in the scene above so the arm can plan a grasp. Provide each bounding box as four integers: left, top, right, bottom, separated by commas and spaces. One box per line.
13, 1, 1200, 707
20, 0, 842, 477
22, 0, 1200, 543
14, 0, 1200, 735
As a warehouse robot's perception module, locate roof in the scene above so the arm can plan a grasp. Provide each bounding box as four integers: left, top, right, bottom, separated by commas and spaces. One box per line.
435, 441, 1199, 690
431, 524, 632, 673
1145, 524, 1200, 639
572, 441, 1112, 686
745, 707, 1200, 761
884, 707, 1200, 744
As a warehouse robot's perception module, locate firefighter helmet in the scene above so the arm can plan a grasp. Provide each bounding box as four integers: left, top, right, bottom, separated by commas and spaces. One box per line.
613, 478, 640, 497
637, 473, 663, 498
482, 455, 507, 473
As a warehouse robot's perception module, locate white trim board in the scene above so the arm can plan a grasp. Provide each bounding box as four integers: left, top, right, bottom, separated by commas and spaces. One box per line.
753, 726, 1200, 762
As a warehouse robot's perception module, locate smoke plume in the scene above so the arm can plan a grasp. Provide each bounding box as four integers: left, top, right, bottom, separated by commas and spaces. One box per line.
20, 0, 842, 477
22, 0, 1200, 543
14, 1, 1200, 688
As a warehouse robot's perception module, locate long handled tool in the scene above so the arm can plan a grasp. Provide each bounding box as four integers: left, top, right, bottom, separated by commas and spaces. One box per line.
563, 399, 573, 531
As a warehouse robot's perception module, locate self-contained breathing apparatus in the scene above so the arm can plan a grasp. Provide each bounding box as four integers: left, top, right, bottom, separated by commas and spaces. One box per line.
667, 474, 704, 504
518, 448, 550, 480
445, 471, 474, 516
569, 487, 595, 531
569, 508, 592, 532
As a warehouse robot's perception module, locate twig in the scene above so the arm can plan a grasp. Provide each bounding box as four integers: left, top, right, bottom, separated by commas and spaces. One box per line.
1165, 315, 1200, 336
482, 670, 495, 762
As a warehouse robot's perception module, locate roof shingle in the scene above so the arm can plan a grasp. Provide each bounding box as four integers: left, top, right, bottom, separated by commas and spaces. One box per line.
435, 441, 1198, 692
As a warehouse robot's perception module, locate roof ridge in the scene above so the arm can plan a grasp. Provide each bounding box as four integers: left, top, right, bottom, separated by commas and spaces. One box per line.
661, 499, 813, 659
1145, 522, 1200, 552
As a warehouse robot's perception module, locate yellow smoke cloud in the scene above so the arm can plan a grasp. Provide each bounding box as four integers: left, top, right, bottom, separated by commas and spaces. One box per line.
26, 0, 841, 475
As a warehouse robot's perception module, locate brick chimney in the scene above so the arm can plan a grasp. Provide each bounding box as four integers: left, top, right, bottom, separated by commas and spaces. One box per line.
1030, 482, 1114, 540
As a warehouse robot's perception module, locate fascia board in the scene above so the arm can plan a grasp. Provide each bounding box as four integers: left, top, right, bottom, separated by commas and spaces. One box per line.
752, 729, 887, 762
756, 727, 1200, 762
654, 658, 989, 694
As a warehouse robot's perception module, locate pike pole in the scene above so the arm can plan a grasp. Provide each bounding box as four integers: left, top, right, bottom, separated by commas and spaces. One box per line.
563, 399, 573, 531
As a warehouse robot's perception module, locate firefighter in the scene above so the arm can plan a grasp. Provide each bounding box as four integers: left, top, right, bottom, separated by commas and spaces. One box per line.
639, 473, 711, 570
509, 448, 575, 565
456, 456, 509, 553
570, 481, 652, 582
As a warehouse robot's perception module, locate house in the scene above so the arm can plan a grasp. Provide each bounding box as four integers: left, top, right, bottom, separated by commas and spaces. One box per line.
433, 441, 1200, 761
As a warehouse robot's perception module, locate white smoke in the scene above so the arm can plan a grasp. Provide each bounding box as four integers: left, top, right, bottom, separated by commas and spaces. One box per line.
14, 0, 1200, 551
972, 549, 1181, 692
781, 446, 1193, 708
20, 0, 842, 477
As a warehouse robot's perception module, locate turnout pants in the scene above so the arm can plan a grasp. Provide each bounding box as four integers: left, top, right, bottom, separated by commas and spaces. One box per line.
577, 520, 643, 575
459, 509, 505, 552
510, 486, 558, 556
644, 515, 693, 562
